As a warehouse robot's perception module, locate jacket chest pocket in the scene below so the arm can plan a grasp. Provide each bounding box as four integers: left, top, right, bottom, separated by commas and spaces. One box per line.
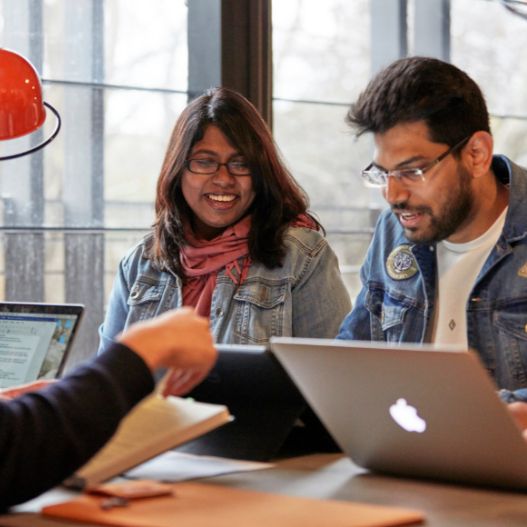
127, 277, 166, 322
366, 288, 416, 341
232, 280, 288, 344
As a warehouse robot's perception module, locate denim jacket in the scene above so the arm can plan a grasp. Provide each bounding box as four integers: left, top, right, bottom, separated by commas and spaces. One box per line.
338, 156, 527, 402
98, 226, 351, 353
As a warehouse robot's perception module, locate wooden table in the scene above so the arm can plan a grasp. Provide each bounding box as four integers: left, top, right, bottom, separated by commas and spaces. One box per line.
1, 453, 526, 526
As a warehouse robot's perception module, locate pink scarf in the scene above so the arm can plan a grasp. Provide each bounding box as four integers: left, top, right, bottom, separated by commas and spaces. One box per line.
180, 216, 252, 316
180, 214, 318, 317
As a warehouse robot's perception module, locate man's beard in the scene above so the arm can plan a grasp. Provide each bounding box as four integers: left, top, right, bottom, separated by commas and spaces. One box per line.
394, 165, 474, 244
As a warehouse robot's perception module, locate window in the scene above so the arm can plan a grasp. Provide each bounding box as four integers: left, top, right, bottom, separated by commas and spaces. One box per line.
0, 0, 188, 365
450, 0, 527, 166
273, 0, 374, 297
272, 0, 527, 300
2, 0, 527, 361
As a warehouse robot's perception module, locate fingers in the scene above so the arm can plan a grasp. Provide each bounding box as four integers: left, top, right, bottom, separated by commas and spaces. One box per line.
508, 402, 527, 442
161, 368, 210, 397
118, 307, 216, 374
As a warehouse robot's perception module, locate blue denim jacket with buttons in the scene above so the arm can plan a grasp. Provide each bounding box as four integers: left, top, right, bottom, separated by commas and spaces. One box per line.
98, 226, 351, 354
337, 156, 527, 402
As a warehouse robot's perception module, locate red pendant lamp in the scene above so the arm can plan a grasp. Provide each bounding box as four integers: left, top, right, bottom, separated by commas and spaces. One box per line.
0, 48, 61, 160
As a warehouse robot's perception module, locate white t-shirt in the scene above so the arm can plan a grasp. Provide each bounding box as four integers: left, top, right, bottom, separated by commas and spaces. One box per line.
431, 208, 508, 347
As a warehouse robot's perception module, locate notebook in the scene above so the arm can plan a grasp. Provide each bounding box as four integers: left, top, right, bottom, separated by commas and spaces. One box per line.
271, 337, 527, 491
177, 343, 337, 461
64, 395, 232, 489
0, 301, 83, 389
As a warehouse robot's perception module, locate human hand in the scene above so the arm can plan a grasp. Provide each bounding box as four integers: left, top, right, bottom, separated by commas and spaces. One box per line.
117, 307, 216, 395
156, 368, 210, 397
0, 379, 56, 400
508, 402, 527, 441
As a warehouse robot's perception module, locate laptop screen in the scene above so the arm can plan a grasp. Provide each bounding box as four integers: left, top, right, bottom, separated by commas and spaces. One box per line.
0, 302, 84, 389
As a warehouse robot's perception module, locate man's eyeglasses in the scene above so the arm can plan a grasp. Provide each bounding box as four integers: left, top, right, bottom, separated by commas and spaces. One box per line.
361, 136, 471, 188
186, 158, 251, 176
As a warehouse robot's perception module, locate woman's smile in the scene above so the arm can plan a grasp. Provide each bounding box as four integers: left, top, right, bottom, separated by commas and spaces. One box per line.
182, 125, 255, 240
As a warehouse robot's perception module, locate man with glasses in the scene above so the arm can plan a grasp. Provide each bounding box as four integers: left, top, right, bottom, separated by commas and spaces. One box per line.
337, 57, 527, 415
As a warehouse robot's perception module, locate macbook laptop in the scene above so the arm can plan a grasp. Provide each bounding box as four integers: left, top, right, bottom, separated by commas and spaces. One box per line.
177, 343, 338, 461
0, 302, 84, 389
271, 337, 527, 491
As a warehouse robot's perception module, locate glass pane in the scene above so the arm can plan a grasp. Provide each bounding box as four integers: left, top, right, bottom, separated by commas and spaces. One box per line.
103, 0, 188, 90
451, 0, 527, 165
273, 101, 373, 216
273, 0, 373, 300
41, 0, 188, 90
273, 0, 371, 103
104, 89, 188, 227
0, 83, 187, 229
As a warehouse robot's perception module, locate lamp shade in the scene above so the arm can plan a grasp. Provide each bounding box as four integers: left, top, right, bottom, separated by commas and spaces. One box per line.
0, 48, 61, 160
0, 48, 46, 140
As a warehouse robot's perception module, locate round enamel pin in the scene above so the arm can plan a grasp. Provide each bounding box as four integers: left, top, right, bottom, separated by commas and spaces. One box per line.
386, 245, 418, 280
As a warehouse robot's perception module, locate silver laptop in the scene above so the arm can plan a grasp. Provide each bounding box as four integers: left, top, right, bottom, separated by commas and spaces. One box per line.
271, 337, 527, 491
0, 302, 84, 389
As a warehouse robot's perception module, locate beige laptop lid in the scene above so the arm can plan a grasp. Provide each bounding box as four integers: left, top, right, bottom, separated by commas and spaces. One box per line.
271, 337, 527, 491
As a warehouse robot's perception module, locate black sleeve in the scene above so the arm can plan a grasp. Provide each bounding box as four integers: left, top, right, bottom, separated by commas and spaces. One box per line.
0, 343, 154, 510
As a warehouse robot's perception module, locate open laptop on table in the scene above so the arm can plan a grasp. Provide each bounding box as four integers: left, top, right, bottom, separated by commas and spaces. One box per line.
271, 337, 527, 491
0, 302, 84, 389
177, 343, 338, 461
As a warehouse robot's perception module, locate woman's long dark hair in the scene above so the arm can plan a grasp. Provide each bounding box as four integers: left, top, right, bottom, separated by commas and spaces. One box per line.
146, 87, 320, 275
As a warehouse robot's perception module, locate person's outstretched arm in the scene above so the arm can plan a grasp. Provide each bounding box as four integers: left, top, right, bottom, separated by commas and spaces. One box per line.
0, 308, 216, 510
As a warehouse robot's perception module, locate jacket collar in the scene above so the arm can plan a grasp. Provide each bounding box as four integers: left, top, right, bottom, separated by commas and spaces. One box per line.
494, 155, 527, 243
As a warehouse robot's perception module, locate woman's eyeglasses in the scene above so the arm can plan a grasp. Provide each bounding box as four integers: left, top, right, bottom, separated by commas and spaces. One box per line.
186, 158, 251, 176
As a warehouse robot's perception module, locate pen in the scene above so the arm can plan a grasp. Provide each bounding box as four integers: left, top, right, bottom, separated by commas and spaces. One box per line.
100, 496, 129, 510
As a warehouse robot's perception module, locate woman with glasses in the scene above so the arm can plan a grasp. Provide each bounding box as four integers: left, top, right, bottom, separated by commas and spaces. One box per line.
98, 87, 350, 363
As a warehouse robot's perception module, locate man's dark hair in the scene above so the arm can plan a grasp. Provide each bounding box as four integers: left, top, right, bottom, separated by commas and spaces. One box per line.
346, 56, 491, 147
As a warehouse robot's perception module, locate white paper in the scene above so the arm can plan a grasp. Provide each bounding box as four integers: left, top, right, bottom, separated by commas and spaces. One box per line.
124, 450, 273, 482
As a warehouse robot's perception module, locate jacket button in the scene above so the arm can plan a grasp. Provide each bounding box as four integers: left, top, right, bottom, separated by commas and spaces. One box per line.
215, 308, 223, 317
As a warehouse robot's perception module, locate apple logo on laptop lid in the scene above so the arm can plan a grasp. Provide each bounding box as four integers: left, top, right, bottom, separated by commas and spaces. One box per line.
389, 398, 427, 433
